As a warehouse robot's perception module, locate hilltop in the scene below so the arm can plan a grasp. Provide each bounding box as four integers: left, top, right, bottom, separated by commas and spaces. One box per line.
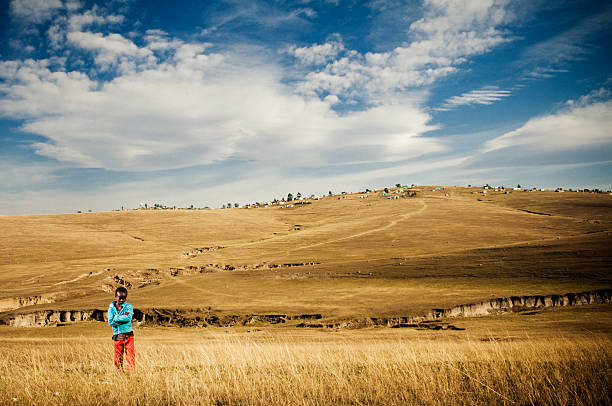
1, 186, 611, 325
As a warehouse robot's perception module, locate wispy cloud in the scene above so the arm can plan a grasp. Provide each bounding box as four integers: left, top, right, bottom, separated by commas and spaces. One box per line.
460, 89, 612, 171
436, 86, 512, 111
483, 89, 612, 154
201, 1, 314, 36
519, 4, 612, 79
0, 158, 62, 189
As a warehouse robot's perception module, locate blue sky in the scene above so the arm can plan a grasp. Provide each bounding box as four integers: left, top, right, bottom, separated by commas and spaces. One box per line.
0, 0, 611, 214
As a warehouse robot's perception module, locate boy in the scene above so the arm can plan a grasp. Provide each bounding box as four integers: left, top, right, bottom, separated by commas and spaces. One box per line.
108, 286, 135, 371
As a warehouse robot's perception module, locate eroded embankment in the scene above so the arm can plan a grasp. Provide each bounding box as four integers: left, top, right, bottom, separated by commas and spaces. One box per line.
0, 295, 56, 312
426, 289, 612, 319
1, 289, 610, 328
101, 262, 322, 292
0, 308, 324, 328
318, 289, 612, 329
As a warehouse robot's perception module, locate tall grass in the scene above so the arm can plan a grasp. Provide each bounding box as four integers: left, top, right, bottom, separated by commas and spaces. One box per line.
1, 333, 610, 405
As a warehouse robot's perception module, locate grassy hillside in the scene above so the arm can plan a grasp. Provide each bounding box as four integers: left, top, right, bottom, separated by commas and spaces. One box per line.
1, 186, 611, 318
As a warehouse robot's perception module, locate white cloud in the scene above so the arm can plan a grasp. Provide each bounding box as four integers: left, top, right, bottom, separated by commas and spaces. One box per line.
297, 0, 513, 104
366, 0, 402, 12
568, 87, 611, 106
296, 7, 317, 18
10, 0, 63, 24
483, 95, 612, 153
67, 8, 124, 32
46, 8, 126, 49
290, 41, 344, 65
0, 0, 520, 177
144, 29, 184, 51
0, 41, 442, 171
436, 86, 512, 110
66, 31, 154, 67
524, 67, 569, 80
47, 23, 65, 48
202, 1, 313, 35
64, 0, 81, 12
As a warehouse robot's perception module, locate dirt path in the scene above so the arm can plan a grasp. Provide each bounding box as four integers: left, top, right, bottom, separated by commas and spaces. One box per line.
319, 195, 612, 264
53, 269, 107, 285
287, 200, 429, 252
225, 200, 425, 251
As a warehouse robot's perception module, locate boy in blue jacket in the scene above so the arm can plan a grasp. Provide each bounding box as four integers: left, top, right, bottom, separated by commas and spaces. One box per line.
108, 286, 135, 370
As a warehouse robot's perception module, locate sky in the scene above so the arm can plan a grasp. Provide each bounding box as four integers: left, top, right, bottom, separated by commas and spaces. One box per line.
0, 0, 611, 214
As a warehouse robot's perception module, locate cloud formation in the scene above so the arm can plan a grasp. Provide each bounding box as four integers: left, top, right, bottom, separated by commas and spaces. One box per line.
3, 0, 516, 173
66, 31, 154, 67
0, 39, 442, 171
484, 91, 612, 153
296, 0, 513, 104
466, 90, 612, 167
290, 41, 344, 65
10, 0, 64, 24
436, 86, 512, 110
201, 1, 314, 35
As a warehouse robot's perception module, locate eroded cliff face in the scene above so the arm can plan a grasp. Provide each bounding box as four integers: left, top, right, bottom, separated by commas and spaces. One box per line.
7, 309, 107, 327
1, 308, 324, 328
1, 289, 610, 328
325, 289, 612, 329
424, 289, 612, 320
0, 296, 55, 312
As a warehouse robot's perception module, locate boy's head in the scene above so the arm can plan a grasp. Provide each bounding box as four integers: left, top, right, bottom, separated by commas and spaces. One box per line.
115, 286, 128, 305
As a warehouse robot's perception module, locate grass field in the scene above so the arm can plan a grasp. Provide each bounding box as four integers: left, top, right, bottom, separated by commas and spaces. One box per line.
1, 186, 611, 404
1, 307, 611, 405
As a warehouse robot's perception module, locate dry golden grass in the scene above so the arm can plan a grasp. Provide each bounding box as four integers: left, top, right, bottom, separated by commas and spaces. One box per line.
0, 185, 611, 406
1, 327, 610, 406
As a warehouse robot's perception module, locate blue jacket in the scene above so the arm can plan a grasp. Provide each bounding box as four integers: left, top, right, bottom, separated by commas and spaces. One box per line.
108, 301, 134, 334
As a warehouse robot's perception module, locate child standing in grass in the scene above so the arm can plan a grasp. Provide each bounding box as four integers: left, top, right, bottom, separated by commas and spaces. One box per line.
108, 286, 135, 371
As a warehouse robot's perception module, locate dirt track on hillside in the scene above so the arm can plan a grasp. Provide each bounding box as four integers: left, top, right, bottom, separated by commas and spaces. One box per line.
288, 200, 428, 252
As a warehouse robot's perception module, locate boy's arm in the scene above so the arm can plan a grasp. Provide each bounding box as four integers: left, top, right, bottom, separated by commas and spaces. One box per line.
108, 305, 118, 327
113, 304, 133, 323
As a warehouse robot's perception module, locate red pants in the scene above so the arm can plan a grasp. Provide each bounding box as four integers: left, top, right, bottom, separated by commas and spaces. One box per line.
113, 336, 135, 370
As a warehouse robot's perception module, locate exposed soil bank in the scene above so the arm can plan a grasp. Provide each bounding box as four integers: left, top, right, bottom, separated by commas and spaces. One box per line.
101, 262, 322, 292
0, 308, 323, 328
318, 289, 612, 329
425, 289, 611, 319
0, 295, 55, 312
1, 289, 610, 328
